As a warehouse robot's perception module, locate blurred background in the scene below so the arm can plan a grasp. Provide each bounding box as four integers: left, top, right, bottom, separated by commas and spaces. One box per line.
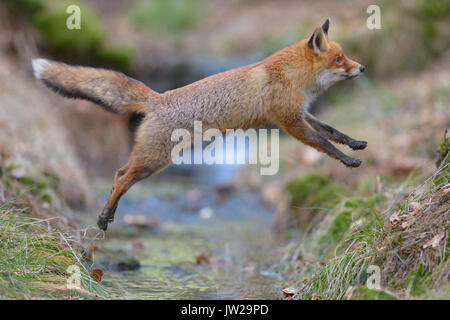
0, 0, 449, 299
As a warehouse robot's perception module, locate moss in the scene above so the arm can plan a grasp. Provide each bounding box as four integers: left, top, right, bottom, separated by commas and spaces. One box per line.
287, 174, 349, 208
97, 46, 133, 74
352, 286, 396, 300
128, 0, 205, 33
32, 1, 105, 55
417, 0, 450, 20
10, 0, 133, 73
436, 130, 449, 168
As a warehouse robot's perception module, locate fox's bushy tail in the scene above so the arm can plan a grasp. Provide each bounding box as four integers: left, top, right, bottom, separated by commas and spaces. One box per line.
32, 58, 159, 115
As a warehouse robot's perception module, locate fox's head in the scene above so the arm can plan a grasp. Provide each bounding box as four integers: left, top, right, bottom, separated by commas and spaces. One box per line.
306, 19, 365, 90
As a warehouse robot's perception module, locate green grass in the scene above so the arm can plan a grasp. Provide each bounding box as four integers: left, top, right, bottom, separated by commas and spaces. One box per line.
0, 201, 109, 299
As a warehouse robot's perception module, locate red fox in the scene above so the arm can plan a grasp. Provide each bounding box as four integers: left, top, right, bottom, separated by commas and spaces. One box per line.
32, 19, 366, 231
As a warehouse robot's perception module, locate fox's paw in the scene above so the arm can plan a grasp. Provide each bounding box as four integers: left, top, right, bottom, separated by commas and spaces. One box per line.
342, 157, 362, 168
349, 140, 367, 150
97, 213, 114, 231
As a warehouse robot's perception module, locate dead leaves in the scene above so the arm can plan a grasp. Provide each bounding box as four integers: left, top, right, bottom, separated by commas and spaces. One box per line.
282, 287, 298, 299
91, 269, 103, 282
422, 232, 445, 249
195, 254, 230, 266
388, 201, 423, 230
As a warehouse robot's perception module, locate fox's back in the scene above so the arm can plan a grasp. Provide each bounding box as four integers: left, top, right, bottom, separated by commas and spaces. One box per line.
158, 65, 271, 133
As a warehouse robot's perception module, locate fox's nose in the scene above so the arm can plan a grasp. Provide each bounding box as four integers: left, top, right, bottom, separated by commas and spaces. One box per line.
359, 65, 366, 72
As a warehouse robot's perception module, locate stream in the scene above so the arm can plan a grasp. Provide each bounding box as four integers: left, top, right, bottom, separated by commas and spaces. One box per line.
94, 163, 284, 299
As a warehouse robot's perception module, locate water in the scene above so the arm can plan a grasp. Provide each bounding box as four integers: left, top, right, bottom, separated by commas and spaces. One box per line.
95, 162, 283, 299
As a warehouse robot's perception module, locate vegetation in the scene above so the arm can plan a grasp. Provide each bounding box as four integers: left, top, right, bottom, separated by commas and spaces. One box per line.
128, 0, 206, 33
277, 139, 449, 299
0, 157, 109, 299
8, 0, 133, 72
0, 203, 108, 299
340, 0, 450, 77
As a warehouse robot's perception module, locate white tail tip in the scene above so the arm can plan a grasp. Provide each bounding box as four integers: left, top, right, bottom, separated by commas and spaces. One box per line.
32, 58, 51, 80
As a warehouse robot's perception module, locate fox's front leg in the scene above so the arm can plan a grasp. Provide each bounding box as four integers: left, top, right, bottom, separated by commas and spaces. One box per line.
304, 112, 367, 150
282, 119, 362, 167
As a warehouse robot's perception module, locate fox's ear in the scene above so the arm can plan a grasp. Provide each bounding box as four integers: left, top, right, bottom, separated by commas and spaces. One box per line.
308, 27, 329, 55
322, 18, 330, 36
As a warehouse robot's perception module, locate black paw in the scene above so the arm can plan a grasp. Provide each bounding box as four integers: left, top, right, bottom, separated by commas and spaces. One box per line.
97, 211, 115, 231
349, 140, 367, 150
342, 157, 362, 168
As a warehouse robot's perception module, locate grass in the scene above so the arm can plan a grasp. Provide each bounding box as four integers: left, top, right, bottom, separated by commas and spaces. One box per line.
277, 143, 449, 299
0, 154, 110, 299
0, 201, 109, 299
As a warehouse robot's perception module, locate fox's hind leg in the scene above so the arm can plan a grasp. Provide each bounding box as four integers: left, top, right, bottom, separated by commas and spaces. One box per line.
304, 112, 367, 150
97, 123, 172, 231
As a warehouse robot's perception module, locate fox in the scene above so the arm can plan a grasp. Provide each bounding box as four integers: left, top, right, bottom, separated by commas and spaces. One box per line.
32, 19, 367, 231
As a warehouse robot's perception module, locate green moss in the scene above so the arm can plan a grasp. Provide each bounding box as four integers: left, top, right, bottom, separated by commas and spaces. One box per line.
417, 0, 450, 20
97, 46, 133, 73
352, 286, 396, 300
287, 174, 349, 208
436, 130, 449, 168
128, 0, 205, 33
10, 0, 133, 73
32, 1, 105, 55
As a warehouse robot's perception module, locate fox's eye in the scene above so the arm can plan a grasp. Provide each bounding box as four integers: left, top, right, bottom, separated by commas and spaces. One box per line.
335, 56, 343, 63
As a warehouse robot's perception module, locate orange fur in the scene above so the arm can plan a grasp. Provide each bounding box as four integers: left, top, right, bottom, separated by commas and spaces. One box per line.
33, 19, 367, 231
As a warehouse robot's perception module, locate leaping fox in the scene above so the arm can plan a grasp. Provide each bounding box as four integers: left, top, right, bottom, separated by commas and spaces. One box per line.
32, 19, 367, 231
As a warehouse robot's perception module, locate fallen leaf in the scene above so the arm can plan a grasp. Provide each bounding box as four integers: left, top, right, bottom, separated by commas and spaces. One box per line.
423, 232, 445, 249
389, 210, 402, 225
408, 201, 421, 212
196, 254, 208, 265
401, 219, 414, 229
91, 269, 103, 282
282, 287, 298, 298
